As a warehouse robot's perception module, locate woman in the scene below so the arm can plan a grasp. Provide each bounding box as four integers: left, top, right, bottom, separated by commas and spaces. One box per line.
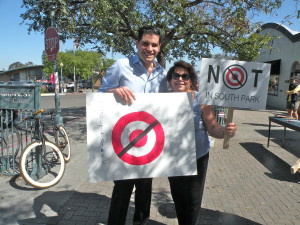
167, 60, 237, 225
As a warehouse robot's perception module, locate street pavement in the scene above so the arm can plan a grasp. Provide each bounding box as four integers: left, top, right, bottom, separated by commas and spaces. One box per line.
1, 92, 300, 225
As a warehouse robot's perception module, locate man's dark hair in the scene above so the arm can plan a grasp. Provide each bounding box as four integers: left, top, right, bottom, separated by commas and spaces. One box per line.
166, 60, 198, 91
137, 26, 161, 43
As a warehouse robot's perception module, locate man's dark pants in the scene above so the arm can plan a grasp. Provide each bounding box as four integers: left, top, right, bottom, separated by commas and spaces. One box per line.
108, 178, 152, 225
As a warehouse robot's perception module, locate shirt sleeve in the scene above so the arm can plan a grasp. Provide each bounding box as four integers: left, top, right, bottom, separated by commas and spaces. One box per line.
98, 62, 120, 92
286, 84, 300, 94
295, 84, 300, 92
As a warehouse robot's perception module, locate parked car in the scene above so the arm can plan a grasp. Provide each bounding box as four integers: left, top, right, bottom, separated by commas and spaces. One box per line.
5, 80, 35, 86
6, 81, 23, 85
66, 82, 74, 89
22, 81, 35, 85
41, 82, 55, 92
78, 82, 84, 89
81, 81, 92, 89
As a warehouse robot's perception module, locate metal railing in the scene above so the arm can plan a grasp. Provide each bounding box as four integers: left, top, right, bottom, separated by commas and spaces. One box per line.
0, 109, 37, 175
0, 84, 40, 175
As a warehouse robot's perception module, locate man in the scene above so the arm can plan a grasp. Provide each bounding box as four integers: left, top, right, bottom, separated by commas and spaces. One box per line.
286, 76, 300, 120
99, 26, 168, 225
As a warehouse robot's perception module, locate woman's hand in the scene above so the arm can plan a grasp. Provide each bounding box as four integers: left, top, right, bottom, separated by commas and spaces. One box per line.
223, 122, 237, 138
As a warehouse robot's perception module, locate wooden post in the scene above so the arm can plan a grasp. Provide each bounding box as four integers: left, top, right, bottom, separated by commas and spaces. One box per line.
223, 107, 234, 149
291, 159, 300, 174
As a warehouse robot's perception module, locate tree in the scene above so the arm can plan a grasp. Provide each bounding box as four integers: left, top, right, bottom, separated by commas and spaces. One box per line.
9, 62, 25, 70
8, 61, 36, 70
25, 62, 34, 66
43, 49, 114, 81
21, 0, 288, 66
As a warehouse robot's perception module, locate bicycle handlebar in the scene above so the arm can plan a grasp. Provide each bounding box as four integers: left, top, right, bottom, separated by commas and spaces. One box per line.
21, 109, 44, 121
34, 109, 44, 115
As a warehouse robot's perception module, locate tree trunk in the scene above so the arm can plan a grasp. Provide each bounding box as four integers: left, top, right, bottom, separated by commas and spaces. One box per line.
157, 52, 166, 69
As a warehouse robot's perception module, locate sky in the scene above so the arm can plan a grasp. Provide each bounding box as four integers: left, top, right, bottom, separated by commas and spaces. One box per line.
0, 0, 300, 71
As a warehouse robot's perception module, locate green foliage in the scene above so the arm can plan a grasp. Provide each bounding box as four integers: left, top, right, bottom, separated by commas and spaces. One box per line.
8, 62, 25, 70
21, 0, 286, 65
40, 86, 46, 93
222, 32, 274, 61
42, 49, 114, 80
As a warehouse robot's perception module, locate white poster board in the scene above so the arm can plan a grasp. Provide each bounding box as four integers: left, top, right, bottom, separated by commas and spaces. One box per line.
198, 58, 271, 109
86, 93, 197, 182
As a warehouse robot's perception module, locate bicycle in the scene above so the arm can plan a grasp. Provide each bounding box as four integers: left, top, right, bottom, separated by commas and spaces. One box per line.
19, 109, 66, 189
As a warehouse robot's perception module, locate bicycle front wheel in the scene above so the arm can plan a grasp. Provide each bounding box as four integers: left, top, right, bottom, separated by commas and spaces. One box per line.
19, 141, 65, 189
55, 126, 71, 162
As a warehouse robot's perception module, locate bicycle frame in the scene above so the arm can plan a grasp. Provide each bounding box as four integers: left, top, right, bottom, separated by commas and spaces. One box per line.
27, 111, 51, 180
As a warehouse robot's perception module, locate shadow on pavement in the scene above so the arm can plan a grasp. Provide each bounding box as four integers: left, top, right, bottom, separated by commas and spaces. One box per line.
17, 189, 168, 225
240, 142, 300, 183
154, 191, 261, 224
256, 129, 300, 158
17, 191, 167, 225
41, 106, 87, 143
17, 188, 262, 225
9, 174, 40, 191
199, 208, 263, 225
18, 191, 110, 225
61, 106, 86, 121
157, 202, 262, 225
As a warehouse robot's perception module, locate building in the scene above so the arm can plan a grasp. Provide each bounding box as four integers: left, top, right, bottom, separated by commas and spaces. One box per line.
257, 22, 300, 110
0, 65, 44, 82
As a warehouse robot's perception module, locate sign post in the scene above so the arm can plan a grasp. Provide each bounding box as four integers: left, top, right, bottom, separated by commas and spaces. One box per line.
45, 27, 63, 125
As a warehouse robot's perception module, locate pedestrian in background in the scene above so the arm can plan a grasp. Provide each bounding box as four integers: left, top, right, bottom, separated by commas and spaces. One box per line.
166, 60, 237, 225
286, 76, 300, 120
99, 26, 168, 225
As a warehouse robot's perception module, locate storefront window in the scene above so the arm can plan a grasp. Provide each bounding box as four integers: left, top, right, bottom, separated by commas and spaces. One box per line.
268, 75, 279, 96
266, 60, 281, 96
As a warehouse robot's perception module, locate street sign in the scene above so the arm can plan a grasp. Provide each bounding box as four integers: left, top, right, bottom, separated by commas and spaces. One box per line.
45, 27, 59, 61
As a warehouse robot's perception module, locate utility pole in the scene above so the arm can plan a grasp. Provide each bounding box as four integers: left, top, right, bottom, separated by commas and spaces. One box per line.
49, 10, 63, 125
73, 38, 80, 92
60, 62, 63, 93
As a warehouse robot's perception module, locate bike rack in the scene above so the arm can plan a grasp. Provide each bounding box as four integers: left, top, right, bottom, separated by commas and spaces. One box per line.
0, 84, 41, 176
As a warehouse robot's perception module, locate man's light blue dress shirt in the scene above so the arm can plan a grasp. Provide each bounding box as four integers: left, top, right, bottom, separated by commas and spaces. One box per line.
99, 55, 168, 93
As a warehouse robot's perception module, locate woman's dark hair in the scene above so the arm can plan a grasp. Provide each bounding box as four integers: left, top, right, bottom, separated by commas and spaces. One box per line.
137, 26, 161, 43
166, 60, 198, 90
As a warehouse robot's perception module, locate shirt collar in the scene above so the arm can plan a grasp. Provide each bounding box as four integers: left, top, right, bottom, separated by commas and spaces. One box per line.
131, 54, 159, 69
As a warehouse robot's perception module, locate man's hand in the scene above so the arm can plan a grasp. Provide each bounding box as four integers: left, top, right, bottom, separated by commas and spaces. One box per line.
108, 86, 136, 104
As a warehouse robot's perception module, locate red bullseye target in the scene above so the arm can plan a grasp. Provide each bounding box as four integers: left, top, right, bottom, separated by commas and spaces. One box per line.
129, 130, 148, 147
223, 65, 247, 89
111, 111, 164, 165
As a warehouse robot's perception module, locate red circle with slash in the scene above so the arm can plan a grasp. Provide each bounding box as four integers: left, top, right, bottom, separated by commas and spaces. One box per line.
111, 111, 164, 165
223, 65, 247, 89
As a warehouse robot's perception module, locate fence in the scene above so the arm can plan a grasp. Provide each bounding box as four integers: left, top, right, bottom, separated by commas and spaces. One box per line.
0, 84, 41, 175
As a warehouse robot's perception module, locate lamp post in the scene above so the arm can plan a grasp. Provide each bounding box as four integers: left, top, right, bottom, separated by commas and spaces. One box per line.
60, 62, 63, 93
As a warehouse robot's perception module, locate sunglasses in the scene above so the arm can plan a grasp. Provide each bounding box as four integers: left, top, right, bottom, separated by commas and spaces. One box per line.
172, 73, 190, 81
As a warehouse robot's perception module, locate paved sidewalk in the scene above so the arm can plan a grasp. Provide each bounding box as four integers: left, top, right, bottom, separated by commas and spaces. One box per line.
1, 107, 300, 225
